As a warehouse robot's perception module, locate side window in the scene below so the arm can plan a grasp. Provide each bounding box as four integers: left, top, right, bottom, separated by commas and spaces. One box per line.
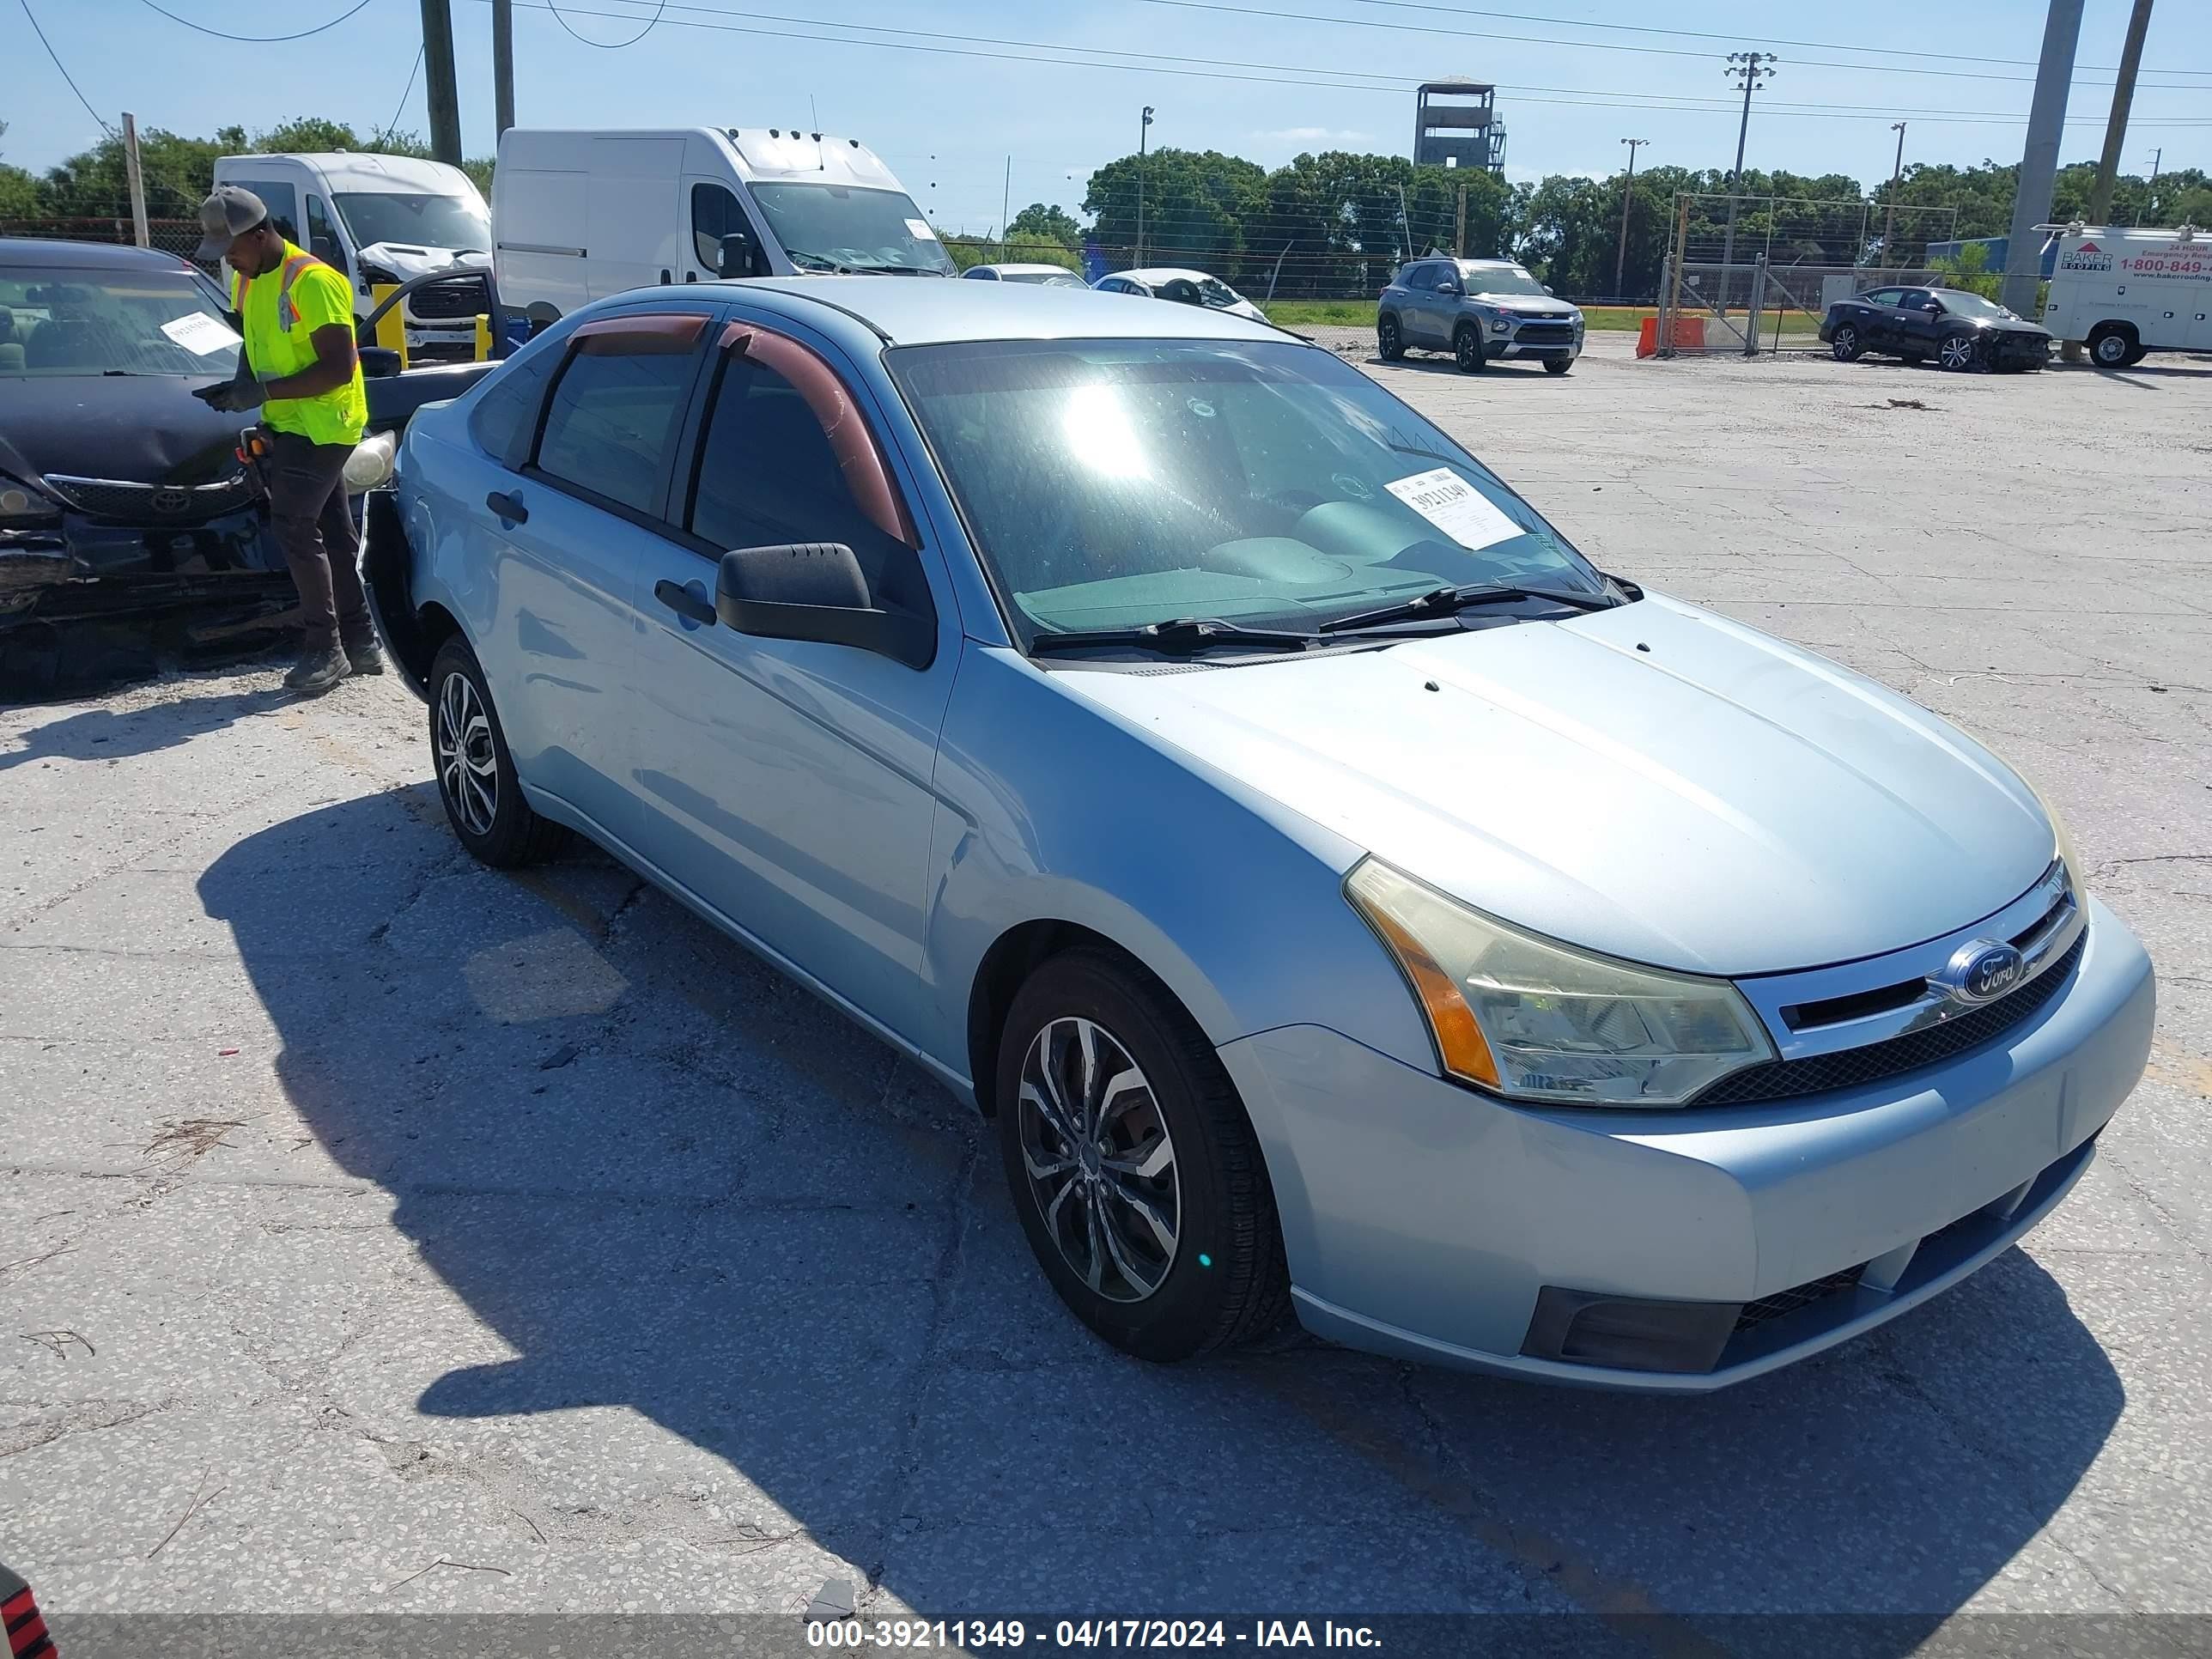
306, 196, 347, 272
1895, 289, 1933, 312
690, 182, 749, 270
226, 179, 301, 243
533, 330, 701, 515
467, 354, 555, 470
686, 346, 924, 613
1859, 289, 1903, 308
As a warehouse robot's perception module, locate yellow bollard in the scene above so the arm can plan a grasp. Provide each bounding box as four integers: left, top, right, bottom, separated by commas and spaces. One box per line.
474, 313, 493, 362
370, 283, 408, 370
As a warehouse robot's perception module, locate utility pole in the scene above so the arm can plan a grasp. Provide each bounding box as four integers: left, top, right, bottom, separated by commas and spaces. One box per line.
1881, 122, 1906, 267
1455, 182, 1467, 257
2143, 146, 2162, 224
1000, 155, 1011, 257
1718, 52, 1775, 318
492, 0, 515, 136
121, 112, 151, 250
420, 0, 462, 165
2088, 0, 2154, 226
2000, 0, 2085, 318
1135, 106, 1154, 267
1614, 137, 1648, 301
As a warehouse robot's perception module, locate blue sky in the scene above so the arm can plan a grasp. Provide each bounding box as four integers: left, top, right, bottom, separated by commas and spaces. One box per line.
10, 0, 2208, 228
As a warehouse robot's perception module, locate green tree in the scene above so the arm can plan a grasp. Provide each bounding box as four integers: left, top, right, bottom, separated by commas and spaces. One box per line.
1083, 147, 1266, 270
1006, 202, 1080, 250
0, 121, 40, 218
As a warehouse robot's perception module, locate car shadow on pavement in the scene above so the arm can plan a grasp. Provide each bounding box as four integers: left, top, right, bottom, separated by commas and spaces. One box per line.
200, 791, 2124, 1636
0, 684, 289, 772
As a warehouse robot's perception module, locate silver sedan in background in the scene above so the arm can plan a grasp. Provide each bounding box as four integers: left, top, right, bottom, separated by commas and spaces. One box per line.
371, 280, 2154, 1389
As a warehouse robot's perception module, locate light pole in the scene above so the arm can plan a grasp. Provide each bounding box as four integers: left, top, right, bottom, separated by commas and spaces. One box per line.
1718, 51, 1775, 317
1881, 122, 1906, 268
2143, 146, 2162, 225
1136, 106, 1155, 267
1614, 137, 1648, 301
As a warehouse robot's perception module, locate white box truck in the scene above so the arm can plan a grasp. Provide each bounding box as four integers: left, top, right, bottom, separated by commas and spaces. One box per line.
490, 126, 955, 323
2040, 223, 2211, 367
212, 152, 493, 361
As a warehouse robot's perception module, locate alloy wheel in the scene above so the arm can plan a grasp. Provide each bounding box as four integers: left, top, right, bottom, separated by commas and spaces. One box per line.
436, 670, 499, 837
1016, 1016, 1182, 1304
1378, 316, 1401, 358
1831, 325, 1858, 361
1939, 335, 1977, 371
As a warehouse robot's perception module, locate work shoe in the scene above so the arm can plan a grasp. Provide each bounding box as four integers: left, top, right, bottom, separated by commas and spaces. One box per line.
343, 635, 386, 676
283, 644, 350, 695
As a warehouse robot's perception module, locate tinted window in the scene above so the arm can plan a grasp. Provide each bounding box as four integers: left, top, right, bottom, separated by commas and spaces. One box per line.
687, 355, 921, 610
534, 345, 696, 515
1860, 288, 1905, 307
226, 179, 301, 242
306, 196, 347, 271
690, 182, 749, 270
1896, 289, 1934, 311
468, 354, 555, 469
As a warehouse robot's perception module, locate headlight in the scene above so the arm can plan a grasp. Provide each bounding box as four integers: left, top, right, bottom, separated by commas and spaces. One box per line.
1346, 860, 1776, 1108
0, 475, 60, 526
342, 429, 397, 492
2025, 777, 2084, 897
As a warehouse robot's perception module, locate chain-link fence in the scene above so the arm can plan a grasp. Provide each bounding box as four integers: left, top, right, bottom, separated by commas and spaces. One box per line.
1656, 193, 1961, 356
0, 210, 210, 268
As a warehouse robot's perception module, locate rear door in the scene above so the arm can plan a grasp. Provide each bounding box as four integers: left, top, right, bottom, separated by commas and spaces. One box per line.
623, 313, 959, 1043
1850, 287, 1905, 349
481, 309, 714, 843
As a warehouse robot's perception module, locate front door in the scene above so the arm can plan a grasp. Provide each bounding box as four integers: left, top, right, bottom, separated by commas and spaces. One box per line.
624, 316, 958, 1044
1892, 289, 1943, 356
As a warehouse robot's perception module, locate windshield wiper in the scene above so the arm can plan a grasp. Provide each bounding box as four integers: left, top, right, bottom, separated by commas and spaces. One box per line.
1029, 616, 1318, 655
1319, 581, 1615, 635
781, 248, 859, 274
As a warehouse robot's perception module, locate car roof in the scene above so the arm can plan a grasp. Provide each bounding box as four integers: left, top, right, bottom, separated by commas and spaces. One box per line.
0, 238, 204, 272
972, 263, 1079, 276
695, 276, 1285, 346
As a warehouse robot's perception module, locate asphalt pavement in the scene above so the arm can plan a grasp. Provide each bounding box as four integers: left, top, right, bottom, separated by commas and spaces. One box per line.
4, 330, 2209, 1652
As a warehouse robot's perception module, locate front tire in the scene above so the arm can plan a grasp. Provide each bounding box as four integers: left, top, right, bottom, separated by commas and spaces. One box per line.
1937, 331, 1983, 373
1454, 323, 1487, 373
428, 636, 566, 868
1830, 323, 1863, 362
995, 950, 1289, 1362
1542, 355, 1573, 375
1376, 313, 1405, 361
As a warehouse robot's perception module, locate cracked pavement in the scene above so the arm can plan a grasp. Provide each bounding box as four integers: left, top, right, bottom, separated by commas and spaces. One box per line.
3, 333, 2210, 1644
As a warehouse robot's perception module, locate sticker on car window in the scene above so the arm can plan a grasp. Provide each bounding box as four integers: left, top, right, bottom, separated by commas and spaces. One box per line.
1383, 466, 1525, 551
160, 313, 244, 356
905, 218, 938, 240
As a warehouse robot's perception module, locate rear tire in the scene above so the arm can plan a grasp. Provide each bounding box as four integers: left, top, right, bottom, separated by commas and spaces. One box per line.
1454, 323, 1487, 373
428, 636, 567, 869
2086, 323, 2136, 368
1376, 313, 1405, 362
1829, 323, 1863, 362
994, 949, 1290, 1362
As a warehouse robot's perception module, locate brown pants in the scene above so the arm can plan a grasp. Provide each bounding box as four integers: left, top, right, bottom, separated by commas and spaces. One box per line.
266, 431, 369, 654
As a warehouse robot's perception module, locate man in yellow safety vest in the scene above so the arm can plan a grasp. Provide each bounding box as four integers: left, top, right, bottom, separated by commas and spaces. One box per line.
191, 185, 380, 693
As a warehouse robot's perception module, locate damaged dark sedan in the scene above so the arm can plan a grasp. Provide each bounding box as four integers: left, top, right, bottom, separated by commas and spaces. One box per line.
0, 239, 291, 691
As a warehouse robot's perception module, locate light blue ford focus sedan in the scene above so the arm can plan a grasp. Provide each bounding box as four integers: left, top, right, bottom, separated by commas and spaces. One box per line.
365, 279, 2155, 1389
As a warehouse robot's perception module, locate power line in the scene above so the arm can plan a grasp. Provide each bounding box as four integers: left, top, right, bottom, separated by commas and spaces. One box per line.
479, 0, 2212, 126
19, 0, 116, 136
546, 0, 665, 46
374, 43, 426, 143
135, 0, 382, 42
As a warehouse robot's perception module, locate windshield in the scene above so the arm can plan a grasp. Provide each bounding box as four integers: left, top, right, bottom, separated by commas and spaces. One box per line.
1933, 289, 2015, 321
890, 338, 1602, 640
1459, 264, 1549, 298
1195, 276, 1248, 309
748, 183, 957, 275
334, 191, 490, 252
0, 266, 240, 378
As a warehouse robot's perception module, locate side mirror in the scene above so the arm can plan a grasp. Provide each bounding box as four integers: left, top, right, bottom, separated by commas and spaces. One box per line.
1922, 301, 1943, 314
358, 346, 404, 378
716, 543, 935, 670
717, 229, 763, 280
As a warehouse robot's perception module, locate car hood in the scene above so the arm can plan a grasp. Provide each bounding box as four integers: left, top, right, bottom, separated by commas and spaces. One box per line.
358, 241, 490, 280
1062, 593, 2054, 976
1471, 292, 1579, 316
0, 374, 247, 488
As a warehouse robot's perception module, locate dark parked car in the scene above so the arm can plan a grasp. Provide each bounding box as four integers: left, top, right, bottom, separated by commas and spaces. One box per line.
1820, 284, 2051, 372
0, 239, 292, 690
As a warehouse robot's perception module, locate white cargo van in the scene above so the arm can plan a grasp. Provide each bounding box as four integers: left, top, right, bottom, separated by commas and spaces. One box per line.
490, 126, 954, 321
212, 152, 493, 360
2040, 222, 2210, 367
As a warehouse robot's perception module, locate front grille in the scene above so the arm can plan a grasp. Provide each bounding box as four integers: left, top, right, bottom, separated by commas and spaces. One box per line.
1735, 1263, 1865, 1332
45, 473, 258, 524
1695, 930, 2087, 1108
1514, 321, 1577, 346
407, 274, 490, 320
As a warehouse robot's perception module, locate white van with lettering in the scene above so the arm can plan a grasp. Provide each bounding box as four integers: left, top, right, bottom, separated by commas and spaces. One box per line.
490, 126, 953, 325
2040, 222, 2210, 367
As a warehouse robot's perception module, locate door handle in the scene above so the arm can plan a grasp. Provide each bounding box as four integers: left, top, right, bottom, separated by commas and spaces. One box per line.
486, 489, 527, 524
659, 268, 673, 284
653, 579, 717, 627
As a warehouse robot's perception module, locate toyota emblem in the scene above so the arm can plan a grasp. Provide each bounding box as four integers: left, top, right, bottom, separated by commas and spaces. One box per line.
1935, 940, 2026, 1008
151, 488, 191, 514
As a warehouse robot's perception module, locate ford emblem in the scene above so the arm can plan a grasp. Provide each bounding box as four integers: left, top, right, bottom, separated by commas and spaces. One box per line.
1936, 940, 2026, 1007
152, 488, 191, 514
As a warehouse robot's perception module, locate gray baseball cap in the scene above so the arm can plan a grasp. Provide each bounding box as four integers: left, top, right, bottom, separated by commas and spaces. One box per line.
193, 185, 270, 261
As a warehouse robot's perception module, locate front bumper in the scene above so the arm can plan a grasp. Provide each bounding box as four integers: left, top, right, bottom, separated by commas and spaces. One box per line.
0, 507, 288, 629
1219, 896, 2154, 1391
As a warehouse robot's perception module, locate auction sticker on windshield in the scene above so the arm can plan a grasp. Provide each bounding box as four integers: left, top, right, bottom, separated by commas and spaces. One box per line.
905, 218, 938, 240
160, 313, 244, 356
1385, 466, 1524, 551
